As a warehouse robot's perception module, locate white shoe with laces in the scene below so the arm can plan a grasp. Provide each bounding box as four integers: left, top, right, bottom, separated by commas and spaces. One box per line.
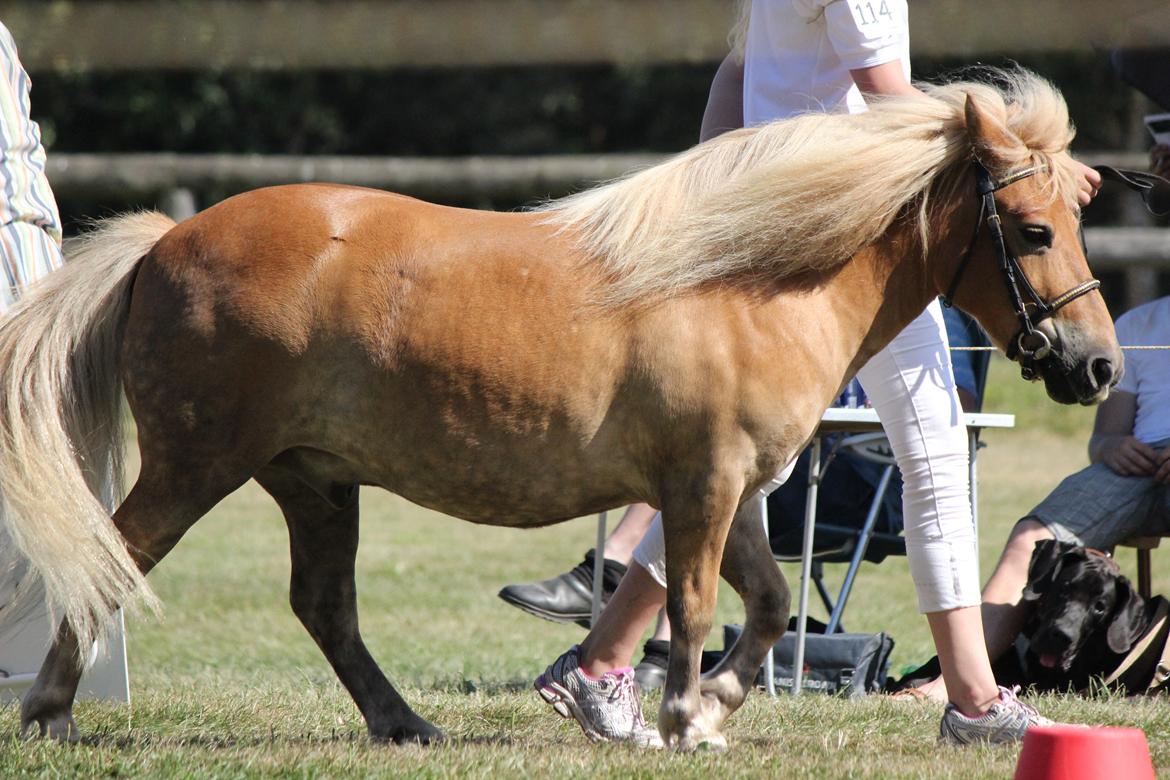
535, 645, 664, 749
939, 685, 1057, 745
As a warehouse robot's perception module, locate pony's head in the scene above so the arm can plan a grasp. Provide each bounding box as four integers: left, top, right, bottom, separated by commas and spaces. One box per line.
932, 80, 1121, 405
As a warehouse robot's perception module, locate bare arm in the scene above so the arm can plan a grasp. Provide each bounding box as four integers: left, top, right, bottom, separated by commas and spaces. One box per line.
1157, 444, 1170, 484
706, 49, 922, 138
700, 54, 745, 142
1088, 390, 1157, 475
849, 60, 922, 99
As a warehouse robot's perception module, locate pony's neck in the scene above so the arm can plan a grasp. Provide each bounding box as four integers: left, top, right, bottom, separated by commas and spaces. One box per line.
825, 186, 976, 383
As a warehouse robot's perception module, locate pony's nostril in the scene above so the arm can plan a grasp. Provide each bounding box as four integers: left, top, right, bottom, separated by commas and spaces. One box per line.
1091, 357, 1115, 390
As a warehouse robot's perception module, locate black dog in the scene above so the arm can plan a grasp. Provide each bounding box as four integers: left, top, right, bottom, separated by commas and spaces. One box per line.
891, 540, 1151, 694
1010, 539, 1149, 692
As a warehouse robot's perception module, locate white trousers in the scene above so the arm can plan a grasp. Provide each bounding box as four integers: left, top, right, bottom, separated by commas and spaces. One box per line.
633, 299, 981, 613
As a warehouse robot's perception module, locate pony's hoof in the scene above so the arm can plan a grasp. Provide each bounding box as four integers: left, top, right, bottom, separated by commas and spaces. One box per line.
668, 730, 728, 753
395, 726, 445, 746
696, 735, 728, 752
375, 717, 445, 746
21, 712, 81, 743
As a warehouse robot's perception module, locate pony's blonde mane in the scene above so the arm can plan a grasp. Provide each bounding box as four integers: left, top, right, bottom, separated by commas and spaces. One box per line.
540, 69, 1078, 305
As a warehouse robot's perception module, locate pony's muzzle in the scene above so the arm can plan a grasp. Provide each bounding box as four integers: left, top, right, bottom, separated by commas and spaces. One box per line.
1089, 353, 1119, 393
1023, 323, 1122, 405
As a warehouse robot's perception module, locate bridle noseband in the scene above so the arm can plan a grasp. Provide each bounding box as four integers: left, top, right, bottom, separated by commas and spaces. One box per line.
942, 162, 1101, 377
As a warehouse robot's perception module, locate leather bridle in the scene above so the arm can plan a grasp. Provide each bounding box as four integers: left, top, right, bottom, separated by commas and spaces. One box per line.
942, 161, 1101, 377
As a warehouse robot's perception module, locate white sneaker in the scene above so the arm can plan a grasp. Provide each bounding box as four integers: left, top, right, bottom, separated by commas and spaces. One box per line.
939, 686, 1056, 745
535, 645, 663, 748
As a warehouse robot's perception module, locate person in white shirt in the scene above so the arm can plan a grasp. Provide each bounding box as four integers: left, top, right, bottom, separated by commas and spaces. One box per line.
532, 0, 1101, 748
907, 296, 1170, 701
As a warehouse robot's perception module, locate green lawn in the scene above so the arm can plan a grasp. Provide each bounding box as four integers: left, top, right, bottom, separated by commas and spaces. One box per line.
2, 356, 1167, 778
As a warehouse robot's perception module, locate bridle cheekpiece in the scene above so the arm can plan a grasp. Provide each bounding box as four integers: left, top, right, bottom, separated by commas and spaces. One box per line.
942, 161, 1101, 379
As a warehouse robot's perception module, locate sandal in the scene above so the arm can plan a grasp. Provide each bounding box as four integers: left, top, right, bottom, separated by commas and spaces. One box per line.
888, 686, 935, 703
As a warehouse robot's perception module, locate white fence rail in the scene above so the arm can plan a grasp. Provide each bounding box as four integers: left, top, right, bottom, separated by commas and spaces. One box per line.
46, 150, 1156, 202
46, 152, 665, 205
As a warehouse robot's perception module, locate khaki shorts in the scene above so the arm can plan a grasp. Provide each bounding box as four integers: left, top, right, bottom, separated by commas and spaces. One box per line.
1026, 438, 1170, 550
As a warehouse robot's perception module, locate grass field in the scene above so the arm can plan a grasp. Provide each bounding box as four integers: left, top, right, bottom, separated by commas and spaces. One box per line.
2, 356, 1169, 778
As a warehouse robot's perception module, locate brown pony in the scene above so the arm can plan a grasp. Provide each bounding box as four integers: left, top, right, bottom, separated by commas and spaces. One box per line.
3, 71, 1119, 749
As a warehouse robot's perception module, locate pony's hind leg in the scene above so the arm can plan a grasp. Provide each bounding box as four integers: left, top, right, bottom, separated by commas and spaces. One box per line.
21, 463, 245, 740
702, 499, 790, 716
19, 622, 85, 741
254, 465, 443, 745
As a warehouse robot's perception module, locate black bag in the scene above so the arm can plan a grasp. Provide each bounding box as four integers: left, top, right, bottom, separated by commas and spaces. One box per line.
723, 618, 895, 697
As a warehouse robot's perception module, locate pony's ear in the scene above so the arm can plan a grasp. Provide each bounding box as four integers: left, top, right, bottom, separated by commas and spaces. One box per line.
964, 93, 1016, 171
1106, 577, 1148, 654
1021, 538, 1069, 602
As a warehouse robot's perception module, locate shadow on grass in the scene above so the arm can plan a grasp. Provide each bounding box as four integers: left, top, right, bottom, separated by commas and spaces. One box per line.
443, 733, 520, 747
67, 727, 367, 750
430, 678, 535, 695
56, 726, 521, 751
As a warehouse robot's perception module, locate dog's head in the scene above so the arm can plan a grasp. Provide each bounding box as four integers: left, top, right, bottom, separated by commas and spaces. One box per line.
1021, 539, 1147, 672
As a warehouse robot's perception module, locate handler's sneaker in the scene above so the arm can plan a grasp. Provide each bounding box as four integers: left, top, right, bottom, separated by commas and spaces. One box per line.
939, 686, 1055, 745
535, 645, 663, 748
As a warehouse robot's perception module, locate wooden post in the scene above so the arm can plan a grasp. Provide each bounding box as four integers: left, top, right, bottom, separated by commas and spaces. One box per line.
1121, 90, 1158, 310
160, 188, 197, 222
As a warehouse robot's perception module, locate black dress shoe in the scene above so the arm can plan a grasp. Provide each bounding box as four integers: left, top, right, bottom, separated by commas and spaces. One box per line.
634, 638, 669, 692
498, 549, 627, 628
633, 640, 726, 692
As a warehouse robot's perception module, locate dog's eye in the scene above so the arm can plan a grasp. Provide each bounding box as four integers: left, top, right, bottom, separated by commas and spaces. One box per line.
1093, 600, 1108, 613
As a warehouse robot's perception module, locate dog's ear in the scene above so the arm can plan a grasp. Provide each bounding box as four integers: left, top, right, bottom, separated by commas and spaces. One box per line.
1106, 577, 1148, 654
1022, 539, 1071, 602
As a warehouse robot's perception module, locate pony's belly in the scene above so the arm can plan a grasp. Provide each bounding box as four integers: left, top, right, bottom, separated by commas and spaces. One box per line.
273, 431, 641, 529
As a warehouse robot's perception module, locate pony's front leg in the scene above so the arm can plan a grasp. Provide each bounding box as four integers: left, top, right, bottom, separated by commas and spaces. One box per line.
657, 475, 742, 751
702, 498, 789, 715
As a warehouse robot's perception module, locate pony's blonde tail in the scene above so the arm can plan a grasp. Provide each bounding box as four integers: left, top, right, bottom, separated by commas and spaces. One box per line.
0, 212, 175, 652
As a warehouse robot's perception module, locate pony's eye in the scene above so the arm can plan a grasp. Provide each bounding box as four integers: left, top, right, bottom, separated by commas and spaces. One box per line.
1020, 224, 1054, 249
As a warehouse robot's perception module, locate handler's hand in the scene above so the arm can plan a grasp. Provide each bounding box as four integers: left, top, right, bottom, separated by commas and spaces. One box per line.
1154, 448, 1170, 485
1152, 144, 1170, 180
1072, 159, 1101, 206
1100, 435, 1158, 476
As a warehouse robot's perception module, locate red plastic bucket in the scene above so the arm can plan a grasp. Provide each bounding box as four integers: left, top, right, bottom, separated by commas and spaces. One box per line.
1014, 725, 1154, 780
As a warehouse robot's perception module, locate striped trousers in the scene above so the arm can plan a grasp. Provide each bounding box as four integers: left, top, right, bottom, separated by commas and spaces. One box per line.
0, 21, 63, 313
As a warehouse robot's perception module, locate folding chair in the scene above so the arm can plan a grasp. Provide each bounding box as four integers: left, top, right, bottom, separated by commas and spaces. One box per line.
769, 434, 903, 633
1119, 536, 1166, 599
